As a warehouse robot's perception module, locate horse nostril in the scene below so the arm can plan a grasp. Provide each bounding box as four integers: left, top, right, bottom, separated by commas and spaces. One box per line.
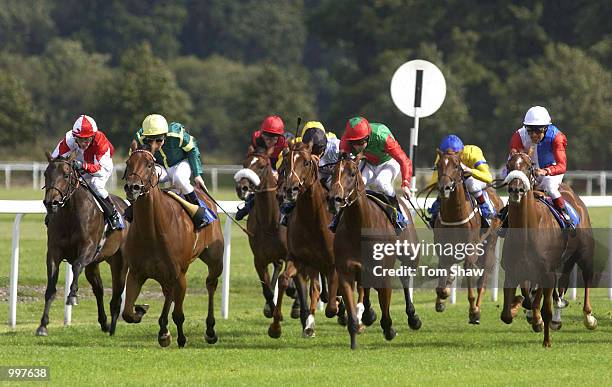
334, 197, 342, 203
292, 186, 298, 193
241, 186, 248, 192
124, 184, 129, 191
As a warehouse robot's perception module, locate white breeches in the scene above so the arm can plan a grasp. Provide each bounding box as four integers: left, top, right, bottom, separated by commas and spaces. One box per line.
156, 160, 194, 195
85, 167, 112, 199
464, 176, 487, 197
361, 158, 400, 197
536, 174, 564, 199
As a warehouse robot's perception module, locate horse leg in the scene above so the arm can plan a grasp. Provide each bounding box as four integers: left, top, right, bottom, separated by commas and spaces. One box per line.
501, 285, 523, 324
122, 270, 146, 324
542, 288, 554, 347
531, 288, 544, 332
361, 287, 377, 326
255, 260, 275, 318
338, 271, 359, 350
84, 263, 109, 332
66, 258, 86, 306
466, 275, 479, 325
268, 260, 297, 338
108, 253, 128, 336
377, 287, 396, 341
293, 270, 310, 333
319, 272, 329, 304
36, 253, 60, 336
158, 290, 173, 347
204, 251, 223, 344
303, 270, 319, 338
435, 260, 452, 312
580, 265, 597, 330
324, 269, 339, 318
172, 275, 188, 348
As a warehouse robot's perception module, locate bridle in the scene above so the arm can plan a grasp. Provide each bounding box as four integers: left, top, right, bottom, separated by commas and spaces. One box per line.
437, 154, 464, 195
286, 148, 319, 195
248, 153, 278, 194
43, 159, 80, 208
332, 158, 362, 209
124, 149, 159, 197
506, 152, 537, 193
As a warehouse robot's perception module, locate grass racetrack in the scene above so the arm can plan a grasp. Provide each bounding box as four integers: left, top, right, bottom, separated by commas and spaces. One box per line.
1, 188, 612, 385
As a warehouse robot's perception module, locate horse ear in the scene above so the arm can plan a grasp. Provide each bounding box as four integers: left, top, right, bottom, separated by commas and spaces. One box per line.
130, 140, 138, 153
304, 139, 313, 153
355, 153, 363, 164
509, 148, 517, 156
67, 152, 77, 161
436, 148, 443, 157
266, 144, 275, 158
339, 152, 348, 160
247, 144, 255, 155
45, 151, 52, 162
527, 145, 536, 158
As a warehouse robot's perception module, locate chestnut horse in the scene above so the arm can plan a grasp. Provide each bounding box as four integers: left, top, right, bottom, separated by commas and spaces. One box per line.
122, 145, 224, 347
433, 151, 503, 323
268, 142, 341, 339
500, 151, 596, 347
234, 146, 286, 318
329, 153, 422, 350
38, 152, 128, 336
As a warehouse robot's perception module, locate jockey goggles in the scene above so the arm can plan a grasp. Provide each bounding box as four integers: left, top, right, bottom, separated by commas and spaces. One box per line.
144, 134, 166, 144
525, 125, 547, 133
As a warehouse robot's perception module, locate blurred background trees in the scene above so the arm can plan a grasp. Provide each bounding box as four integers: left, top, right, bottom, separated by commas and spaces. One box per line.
0, 0, 609, 168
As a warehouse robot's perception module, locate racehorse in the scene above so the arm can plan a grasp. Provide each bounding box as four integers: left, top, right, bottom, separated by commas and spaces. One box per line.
329, 153, 422, 350
433, 150, 503, 323
268, 141, 342, 339
234, 145, 287, 318
500, 150, 596, 347
122, 144, 224, 347
38, 152, 128, 336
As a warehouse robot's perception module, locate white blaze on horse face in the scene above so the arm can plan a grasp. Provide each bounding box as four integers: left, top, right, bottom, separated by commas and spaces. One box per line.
249, 157, 259, 167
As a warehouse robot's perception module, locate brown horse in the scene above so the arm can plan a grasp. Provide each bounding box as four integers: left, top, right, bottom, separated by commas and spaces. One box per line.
38, 152, 128, 336
500, 151, 596, 347
234, 145, 286, 318
328, 153, 422, 350
122, 145, 224, 347
433, 150, 503, 323
268, 142, 341, 339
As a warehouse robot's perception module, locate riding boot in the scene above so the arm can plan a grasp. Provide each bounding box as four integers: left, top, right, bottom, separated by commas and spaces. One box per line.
185, 191, 214, 230
475, 192, 494, 227
328, 208, 343, 233
428, 198, 441, 228
497, 205, 509, 237
553, 197, 574, 228
386, 194, 407, 235
101, 196, 125, 231
236, 195, 255, 221
279, 201, 295, 226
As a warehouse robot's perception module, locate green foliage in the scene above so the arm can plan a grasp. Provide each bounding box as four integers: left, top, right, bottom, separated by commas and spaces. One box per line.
94, 43, 192, 151
0, 0, 56, 54
0, 73, 39, 146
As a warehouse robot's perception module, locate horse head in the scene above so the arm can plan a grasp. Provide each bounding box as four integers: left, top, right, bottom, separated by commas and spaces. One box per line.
328, 152, 363, 214
282, 141, 319, 203
504, 150, 535, 203
234, 145, 275, 201
43, 151, 79, 213
124, 142, 158, 201
436, 149, 464, 199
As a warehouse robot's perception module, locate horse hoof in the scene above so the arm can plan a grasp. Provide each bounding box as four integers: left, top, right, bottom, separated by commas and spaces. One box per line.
435, 302, 445, 313
135, 304, 149, 317
35, 326, 48, 337
584, 314, 597, 330
302, 328, 315, 338
383, 327, 397, 341
158, 332, 172, 347
543, 339, 552, 348
205, 334, 218, 344
556, 298, 569, 309
177, 337, 187, 348
532, 321, 544, 333
337, 313, 347, 326
290, 307, 300, 319
469, 310, 481, 325
263, 303, 273, 318
362, 308, 377, 326
285, 287, 296, 299
525, 310, 533, 324
66, 296, 78, 306
550, 321, 562, 331
357, 323, 365, 334
268, 325, 282, 339
100, 323, 109, 332
408, 315, 422, 330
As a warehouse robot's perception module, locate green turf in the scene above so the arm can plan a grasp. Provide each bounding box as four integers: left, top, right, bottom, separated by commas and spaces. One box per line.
1, 190, 611, 386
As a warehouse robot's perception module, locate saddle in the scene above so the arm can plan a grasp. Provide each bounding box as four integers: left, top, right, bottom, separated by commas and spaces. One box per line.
365, 190, 408, 228
536, 195, 580, 229
164, 190, 217, 229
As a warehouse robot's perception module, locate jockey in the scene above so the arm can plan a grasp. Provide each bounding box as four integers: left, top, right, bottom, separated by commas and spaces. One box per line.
235, 115, 289, 221
51, 115, 124, 230
427, 135, 495, 228
129, 114, 214, 229
330, 116, 412, 233
507, 106, 571, 223
277, 120, 340, 226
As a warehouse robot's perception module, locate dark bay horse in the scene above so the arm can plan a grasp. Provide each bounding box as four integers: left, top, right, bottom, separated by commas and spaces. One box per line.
433, 150, 503, 323
234, 145, 286, 318
268, 142, 341, 339
38, 152, 128, 336
122, 145, 224, 347
500, 151, 596, 347
328, 153, 422, 349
